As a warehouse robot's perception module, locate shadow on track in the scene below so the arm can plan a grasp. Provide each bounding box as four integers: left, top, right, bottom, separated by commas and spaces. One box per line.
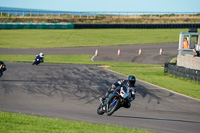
136, 84, 175, 104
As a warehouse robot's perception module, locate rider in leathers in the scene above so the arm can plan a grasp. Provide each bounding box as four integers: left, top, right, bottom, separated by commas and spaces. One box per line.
102, 75, 136, 108
35, 52, 44, 62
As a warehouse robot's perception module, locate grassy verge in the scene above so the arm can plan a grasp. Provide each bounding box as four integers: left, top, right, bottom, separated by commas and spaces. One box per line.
0, 55, 95, 64
0, 111, 153, 133
0, 54, 199, 99
0, 29, 188, 48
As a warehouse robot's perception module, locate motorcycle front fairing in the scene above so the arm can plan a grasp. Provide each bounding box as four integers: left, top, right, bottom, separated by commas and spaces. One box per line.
118, 86, 131, 106
34, 56, 44, 63
120, 86, 130, 98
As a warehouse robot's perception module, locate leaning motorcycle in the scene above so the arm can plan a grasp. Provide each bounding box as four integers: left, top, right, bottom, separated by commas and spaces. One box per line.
97, 86, 133, 116
32, 57, 43, 65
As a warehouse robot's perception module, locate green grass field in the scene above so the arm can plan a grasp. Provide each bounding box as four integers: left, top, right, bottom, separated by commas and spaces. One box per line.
0, 29, 188, 48
0, 111, 153, 133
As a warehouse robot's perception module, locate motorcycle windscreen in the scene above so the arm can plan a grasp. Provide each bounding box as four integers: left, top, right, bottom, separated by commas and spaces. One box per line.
120, 86, 130, 98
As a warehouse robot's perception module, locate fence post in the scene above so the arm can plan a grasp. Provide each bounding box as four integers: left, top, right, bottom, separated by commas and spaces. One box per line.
164, 62, 168, 73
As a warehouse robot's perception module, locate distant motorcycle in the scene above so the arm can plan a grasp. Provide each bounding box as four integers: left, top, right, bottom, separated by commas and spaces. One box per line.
97, 86, 134, 116
32, 54, 44, 65
0, 62, 6, 78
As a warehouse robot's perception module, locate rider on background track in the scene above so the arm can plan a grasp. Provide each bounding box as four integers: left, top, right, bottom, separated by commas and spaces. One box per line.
32, 52, 45, 65
35, 52, 44, 62
102, 75, 136, 108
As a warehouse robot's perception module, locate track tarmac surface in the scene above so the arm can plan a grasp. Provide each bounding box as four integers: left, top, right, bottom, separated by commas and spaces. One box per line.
0, 43, 200, 133
0, 62, 200, 133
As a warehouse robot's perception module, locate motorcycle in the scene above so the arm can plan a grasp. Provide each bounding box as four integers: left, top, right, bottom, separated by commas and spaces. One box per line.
32, 56, 44, 65
0, 63, 6, 78
97, 86, 134, 116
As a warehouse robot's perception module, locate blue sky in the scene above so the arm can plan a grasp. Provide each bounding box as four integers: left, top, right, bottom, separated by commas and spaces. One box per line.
1, 0, 200, 12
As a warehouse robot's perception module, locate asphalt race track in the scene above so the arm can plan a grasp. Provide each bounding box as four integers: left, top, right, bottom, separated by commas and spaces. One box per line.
0, 43, 200, 133
0, 42, 178, 64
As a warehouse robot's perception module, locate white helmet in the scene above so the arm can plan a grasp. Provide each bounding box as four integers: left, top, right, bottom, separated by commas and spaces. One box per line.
39, 52, 44, 57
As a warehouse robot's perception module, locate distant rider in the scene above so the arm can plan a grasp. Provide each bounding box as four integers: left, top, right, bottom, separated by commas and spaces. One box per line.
101, 75, 136, 108
35, 52, 44, 62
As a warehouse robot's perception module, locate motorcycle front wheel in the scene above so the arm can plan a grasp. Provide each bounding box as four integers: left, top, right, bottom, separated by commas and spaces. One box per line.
32, 61, 39, 65
97, 104, 105, 115
106, 98, 120, 116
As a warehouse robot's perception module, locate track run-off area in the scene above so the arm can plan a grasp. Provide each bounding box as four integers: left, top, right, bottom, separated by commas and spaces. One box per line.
0, 43, 200, 133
